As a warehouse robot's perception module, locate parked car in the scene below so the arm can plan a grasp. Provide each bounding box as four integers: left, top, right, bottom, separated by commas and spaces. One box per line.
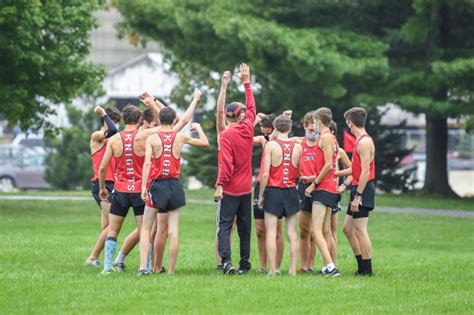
0, 153, 51, 192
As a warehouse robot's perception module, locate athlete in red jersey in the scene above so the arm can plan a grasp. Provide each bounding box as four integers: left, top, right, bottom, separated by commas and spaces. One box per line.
214, 63, 256, 275
336, 107, 376, 276
291, 111, 319, 273
305, 108, 341, 277
257, 115, 302, 276
139, 107, 209, 275
329, 120, 353, 265
110, 93, 162, 272
99, 90, 201, 275
84, 105, 121, 269
252, 113, 285, 274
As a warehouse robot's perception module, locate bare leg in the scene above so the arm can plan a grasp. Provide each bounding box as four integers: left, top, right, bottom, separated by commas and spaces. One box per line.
150, 218, 157, 266
330, 212, 338, 264
139, 206, 157, 271
153, 213, 169, 272
353, 218, 372, 259
298, 211, 311, 271
285, 214, 299, 276
118, 228, 140, 258
311, 204, 333, 267
323, 207, 334, 264
255, 219, 266, 270
264, 212, 279, 275
308, 227, 317, 270
276, 220, 284, 271
167, 209, 180, 274
88, 200, 111, 260
343, 215, 361, 256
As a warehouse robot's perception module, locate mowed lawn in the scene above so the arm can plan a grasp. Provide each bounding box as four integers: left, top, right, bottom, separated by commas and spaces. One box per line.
0, 191, 473, 314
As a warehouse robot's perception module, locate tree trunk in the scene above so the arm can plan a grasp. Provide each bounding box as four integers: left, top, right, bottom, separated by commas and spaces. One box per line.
423, 116, 459, 197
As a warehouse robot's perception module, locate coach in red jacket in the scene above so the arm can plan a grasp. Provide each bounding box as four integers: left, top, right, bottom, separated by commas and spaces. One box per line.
214, 63, 256, 275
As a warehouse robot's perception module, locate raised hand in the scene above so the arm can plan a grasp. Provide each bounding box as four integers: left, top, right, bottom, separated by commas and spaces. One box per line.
138, 92, 155, 107
283, 110, 293, 118
193, 88, 202, 101
190, 122, 201, 132
94, 106, 106, 116
221, 71, 231, 86
238, 63, 250, 83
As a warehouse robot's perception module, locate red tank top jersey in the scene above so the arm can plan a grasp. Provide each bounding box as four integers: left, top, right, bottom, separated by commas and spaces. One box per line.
352, 134, 376, 185
300, 138, 318, 178
256, 144, 266, 184
314, 132, 339, 194
151, 131, 181, 180
114, 130, 144, 193
91, 139, 115, 182
267, 140, 298, 188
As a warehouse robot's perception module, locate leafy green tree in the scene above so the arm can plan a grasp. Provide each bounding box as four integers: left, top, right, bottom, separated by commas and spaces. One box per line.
0, 0, 105, 133
44, 106, 97, 189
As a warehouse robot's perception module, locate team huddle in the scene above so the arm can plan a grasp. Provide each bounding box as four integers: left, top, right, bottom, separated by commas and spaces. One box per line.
85, 63, 376, 277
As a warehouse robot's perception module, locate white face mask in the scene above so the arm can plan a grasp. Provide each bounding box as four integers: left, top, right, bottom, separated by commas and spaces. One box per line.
114, 123, 120, 131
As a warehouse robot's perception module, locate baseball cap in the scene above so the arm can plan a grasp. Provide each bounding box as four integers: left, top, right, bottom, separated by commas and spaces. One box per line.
225, 102, 242, 118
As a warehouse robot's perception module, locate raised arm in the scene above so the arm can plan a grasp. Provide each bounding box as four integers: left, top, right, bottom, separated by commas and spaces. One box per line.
217, 71, 231, 134
173, 88, 201, 132
139, 92, 164, 113
183, 123, 209, 148
92, 106, 117, 141
239, 63, 256, 130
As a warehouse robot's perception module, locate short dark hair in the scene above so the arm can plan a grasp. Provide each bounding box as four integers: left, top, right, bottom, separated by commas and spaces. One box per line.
102, 106, 121, 124
260, 114, 275, 129
313, 107, 332, 126
225, 102, 244, 122
273, 114, 292, 133
159, 107, 176, 125
329, 120, 337, 134
344, 107, 367, 128
143, 108, 159, 124
122, 104, 142, 125
303, 111, 314, 127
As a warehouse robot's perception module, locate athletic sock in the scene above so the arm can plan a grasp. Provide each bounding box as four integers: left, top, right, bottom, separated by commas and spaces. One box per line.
356, 255, 363, 273
363, 259, 372, 275
104, 237, 117, 272
115, 251, 126, 264
325, 263, 335, 272
146, 243, 152, 273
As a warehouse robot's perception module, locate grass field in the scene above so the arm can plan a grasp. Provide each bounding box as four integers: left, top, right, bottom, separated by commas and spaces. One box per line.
0, 192, 473, 314
1, 188, 473, 211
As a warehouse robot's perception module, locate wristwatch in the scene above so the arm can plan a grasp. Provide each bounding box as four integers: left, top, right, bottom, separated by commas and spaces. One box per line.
355, 191, 363, 197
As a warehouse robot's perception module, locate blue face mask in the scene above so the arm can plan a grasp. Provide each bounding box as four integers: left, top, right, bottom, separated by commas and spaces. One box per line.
305, 132, 318, 141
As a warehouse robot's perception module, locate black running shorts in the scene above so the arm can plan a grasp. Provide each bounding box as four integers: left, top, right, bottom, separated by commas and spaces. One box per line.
298, 182, 313, 213
110, 191, 145, 217
311, 190, 341, 209
346, 180, 376, 219
263, 187, 299, 218
148, 178, 186, 213
253, 183, 264, 220
91, 180, 114, 206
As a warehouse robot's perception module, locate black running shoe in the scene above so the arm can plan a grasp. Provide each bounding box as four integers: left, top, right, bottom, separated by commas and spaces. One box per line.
323, 268, 341, 277
137, 270, 150, 277
237, 269, 250, 275
222, 262, 236, 275
157, 267, 166, 274
216, 264, 224, 271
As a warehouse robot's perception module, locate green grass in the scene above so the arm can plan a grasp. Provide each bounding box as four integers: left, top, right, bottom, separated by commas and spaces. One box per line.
1, 188, 473, 211
0, 193, 473, 314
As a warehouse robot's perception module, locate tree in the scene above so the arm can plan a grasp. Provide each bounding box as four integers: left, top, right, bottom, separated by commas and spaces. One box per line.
0, 0, 105, 133
44, 105, 98, 189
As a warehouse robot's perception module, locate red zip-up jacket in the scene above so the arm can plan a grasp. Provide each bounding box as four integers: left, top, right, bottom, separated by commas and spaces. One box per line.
216, 82, 256, 196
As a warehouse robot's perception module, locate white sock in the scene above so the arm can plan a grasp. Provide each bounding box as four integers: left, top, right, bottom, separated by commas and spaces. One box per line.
325, 263, 335, 272
115, 251, 126, 264
275, 268, 280, 273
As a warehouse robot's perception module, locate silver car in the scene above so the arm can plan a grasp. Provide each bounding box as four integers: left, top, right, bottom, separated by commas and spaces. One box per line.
0, 153, 51, 192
